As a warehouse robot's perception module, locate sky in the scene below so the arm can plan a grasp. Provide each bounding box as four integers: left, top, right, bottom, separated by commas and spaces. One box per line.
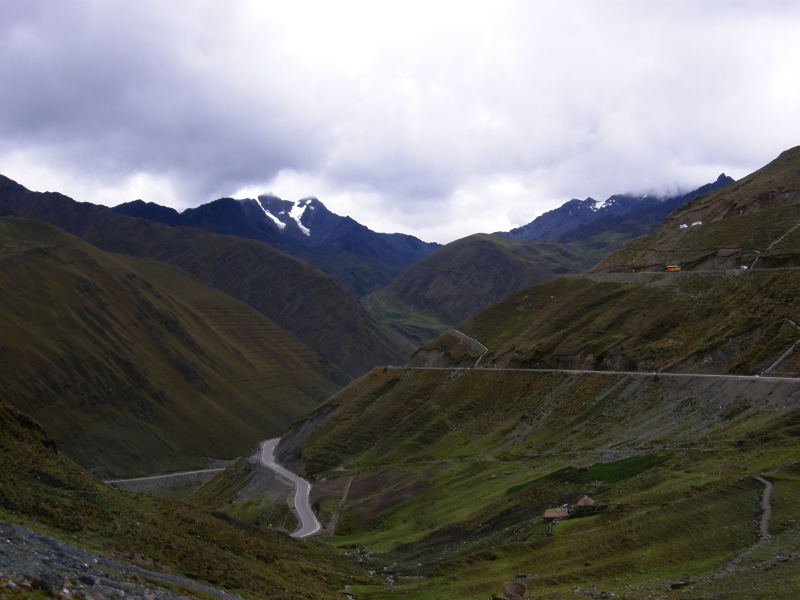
1, 1, 799, 243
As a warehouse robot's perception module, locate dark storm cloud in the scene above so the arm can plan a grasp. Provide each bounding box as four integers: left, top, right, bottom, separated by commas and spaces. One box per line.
0, 1, 331, 199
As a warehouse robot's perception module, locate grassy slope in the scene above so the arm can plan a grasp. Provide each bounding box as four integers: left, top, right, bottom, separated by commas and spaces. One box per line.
0, 176, 415, 377
0, 217, 344, 476
412, 146, 800, 373
271, 367, 800, 599
410, 269, 800, 374
593, 146, 800, 273
361, 234, 606, 346
0, 399, 370, 599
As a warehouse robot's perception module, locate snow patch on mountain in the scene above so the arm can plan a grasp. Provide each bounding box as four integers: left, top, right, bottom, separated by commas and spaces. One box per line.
289, 200, 311, 236
256, 199, 286, 230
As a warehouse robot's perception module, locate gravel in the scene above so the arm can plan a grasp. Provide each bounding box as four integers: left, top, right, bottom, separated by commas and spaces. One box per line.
0, 521, 242, 600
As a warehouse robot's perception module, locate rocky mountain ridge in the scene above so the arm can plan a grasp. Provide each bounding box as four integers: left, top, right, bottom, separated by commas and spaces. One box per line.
499, 174, 734, 241
113, 194, 439, 296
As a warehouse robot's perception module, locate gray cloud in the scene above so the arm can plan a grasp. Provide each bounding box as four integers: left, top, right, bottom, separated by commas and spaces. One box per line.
0, 1, 799, 242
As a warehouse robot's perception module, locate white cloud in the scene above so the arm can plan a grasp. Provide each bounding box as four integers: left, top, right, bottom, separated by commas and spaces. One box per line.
0, 1, 799, 243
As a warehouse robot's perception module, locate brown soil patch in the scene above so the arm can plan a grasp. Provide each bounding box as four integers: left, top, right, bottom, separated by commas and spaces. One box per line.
345, 464, 451, 524
347, 467, 414, 502
352, 479, 429, 523
309, 476, 351, 504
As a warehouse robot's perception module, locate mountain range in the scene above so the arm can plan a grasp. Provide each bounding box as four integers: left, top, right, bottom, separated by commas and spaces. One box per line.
362, 174, 735, 344
0, 175, 415, 379
2, 147, 800, 599
498, 173, 734, 241
113, 194, 439, 296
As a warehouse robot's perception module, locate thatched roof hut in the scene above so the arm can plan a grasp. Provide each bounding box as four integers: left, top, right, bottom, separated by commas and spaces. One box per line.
576, 495, 595, 507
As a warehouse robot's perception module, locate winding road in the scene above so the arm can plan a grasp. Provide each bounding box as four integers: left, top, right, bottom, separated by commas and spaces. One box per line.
260, 438, 321, 538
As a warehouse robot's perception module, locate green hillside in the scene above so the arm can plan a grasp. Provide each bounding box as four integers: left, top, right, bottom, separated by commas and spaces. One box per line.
410, 148, 800, 373
0, 217, 346, 477
0, 176, 415, 377
593, 146, 800, 273
362, 234, 605, 345
0, 399, 370, 598
411, 269, 800, 374
256, 367, 800, 599
195, 147, 800, 598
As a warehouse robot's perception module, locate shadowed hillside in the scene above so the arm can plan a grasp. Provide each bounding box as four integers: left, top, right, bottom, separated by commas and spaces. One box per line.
410, 269, 800, 374
0, 399, 370, 598
0, 217, 346, 476
362, 234, 603, 345
113, 195, 439, 296
0, 176, 415, 376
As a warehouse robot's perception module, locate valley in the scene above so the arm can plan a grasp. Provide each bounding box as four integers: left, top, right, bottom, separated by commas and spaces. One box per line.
1, 145, 800, 599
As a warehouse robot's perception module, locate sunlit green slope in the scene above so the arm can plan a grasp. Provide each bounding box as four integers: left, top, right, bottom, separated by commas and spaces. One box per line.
268, 367, 800, 599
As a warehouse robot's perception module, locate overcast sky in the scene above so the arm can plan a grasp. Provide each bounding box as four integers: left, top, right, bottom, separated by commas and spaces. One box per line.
1, 1, 799, 243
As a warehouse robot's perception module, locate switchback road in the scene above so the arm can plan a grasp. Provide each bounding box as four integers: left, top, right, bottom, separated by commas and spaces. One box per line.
260, 438, 320, 538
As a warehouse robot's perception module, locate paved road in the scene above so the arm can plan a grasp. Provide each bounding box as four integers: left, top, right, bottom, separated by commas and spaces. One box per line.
406, 365, 800, 383
103, 468, 225, 484
260, 439, 320, 538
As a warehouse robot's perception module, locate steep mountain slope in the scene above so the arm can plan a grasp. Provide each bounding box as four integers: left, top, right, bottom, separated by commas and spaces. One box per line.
0, 399, 370, 598
361, 234, 603, 345
256, 366, 800, 599
499, 175, 733, 242
364, 177, 736, 346
0, 175, 415, 376
410, 148, 800, 372
113, 194, 439, 296
0, 217, 345, 476
593, 147, 800, 273
411, 269, 800, 374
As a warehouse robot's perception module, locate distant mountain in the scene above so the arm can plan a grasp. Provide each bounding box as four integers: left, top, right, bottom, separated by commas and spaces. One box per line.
0, 175, 416, 377
499, 175, 734, 242
363, 176, 736, 345
559, 174, 735, 244
113, 195, 439, 296
411, 147, 800, 374
362, 234, 603, 345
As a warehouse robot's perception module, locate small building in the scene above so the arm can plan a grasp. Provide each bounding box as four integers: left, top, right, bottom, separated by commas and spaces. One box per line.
666, 265, 681, 272
576, 495, 595, 507
679, 224, 688, 229
692, 221, 703, 226
543, 507, 570, 521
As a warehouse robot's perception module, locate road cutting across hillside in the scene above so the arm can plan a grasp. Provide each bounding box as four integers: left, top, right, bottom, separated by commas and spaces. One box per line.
260, 438, 321, 538
407, 365, 800, 383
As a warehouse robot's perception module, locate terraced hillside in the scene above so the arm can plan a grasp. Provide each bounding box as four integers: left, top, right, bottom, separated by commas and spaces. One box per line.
362, 234, 603, 345
0, 175, 415, 376
0, 217, 345, 476
0, 399, 370, 599
593, 146, 800, 273
260, 367, 800, 599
